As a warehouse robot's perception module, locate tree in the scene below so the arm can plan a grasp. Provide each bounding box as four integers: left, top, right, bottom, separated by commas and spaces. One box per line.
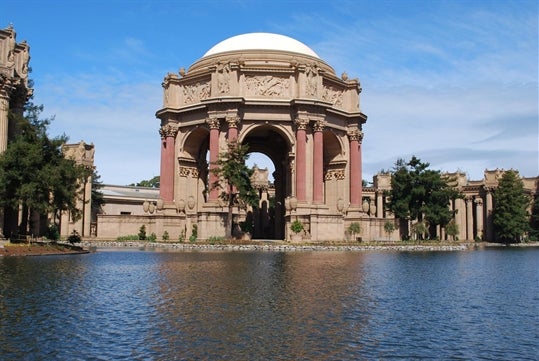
211, 141, 259, 238
0, 103, 88, 237
530, 193, 539, 241
130, 175, 160, 188
492, 170, 529, 243
386, 156, 461, 240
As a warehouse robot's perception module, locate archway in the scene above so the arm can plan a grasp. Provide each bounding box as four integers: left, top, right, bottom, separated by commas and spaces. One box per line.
241, 125, 291, 240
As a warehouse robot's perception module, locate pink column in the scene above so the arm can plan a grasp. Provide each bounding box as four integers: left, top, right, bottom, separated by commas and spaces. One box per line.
349, 130, 363, 207
207, 118, 220, 201
295, 117, 308, 202
159, 124, 176, 203
226, 116, 239, 142
312, 121, 324, 204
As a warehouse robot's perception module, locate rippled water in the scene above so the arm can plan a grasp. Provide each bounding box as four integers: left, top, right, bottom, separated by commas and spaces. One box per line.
0, 248, 537, 360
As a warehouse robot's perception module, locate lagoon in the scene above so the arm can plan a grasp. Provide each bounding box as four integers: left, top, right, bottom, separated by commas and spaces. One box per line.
1, 247, 537, 360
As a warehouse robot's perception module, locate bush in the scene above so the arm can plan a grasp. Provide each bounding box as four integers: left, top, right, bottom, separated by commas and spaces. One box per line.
290, 220, 304, 234
189, 224, 198, 242
46, 224, 60, 241
116, 235, 140, 241
348, 222, 361, 235
162, 230, 169, 241
148, 232, 157, 242
67, 230, 82, 244
138, 225, 147, 240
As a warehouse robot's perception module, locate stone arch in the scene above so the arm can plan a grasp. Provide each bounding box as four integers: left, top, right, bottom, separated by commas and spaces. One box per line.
323, 130, 347, 212
179, 127, 210, 207
239, 123, 292, 240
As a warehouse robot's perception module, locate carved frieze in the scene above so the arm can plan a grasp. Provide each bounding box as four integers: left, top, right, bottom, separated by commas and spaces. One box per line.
182, 81, 210, 104
217, 63, 231, 95
325, 169, 345, 180
322, 84, 344, 108
304, 64, 318, 97
179, 166, 200, 178
245, 75, 290, 97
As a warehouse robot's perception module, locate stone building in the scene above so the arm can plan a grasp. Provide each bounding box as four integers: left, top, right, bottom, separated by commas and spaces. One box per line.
98, 33, 368, 241
0, 25, 32, 236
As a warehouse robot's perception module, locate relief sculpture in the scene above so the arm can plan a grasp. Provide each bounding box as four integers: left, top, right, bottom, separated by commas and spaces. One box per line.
182, 81, 210, 104
322, 85, 343, 108
245, 75, 289, 97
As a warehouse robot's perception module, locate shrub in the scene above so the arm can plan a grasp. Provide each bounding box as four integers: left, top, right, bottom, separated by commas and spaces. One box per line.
46, 224, 60, 241
148, 232, 157, 242
138, 225, 147, 240
290, 220, 304, 234
162, 230, 169, 241
189, 224, 198, 242
67, 230, 82, 244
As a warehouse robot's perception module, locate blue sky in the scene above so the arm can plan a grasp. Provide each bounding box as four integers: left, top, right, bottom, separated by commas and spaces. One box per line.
3, 0, 538, 185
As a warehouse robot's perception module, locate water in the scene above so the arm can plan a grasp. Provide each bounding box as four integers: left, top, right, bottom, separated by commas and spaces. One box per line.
0, 248, 537, 360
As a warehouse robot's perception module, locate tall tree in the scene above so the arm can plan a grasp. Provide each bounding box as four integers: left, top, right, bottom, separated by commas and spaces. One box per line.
530, 193, 539, 241
386, 156, 461, 239
0, 103, 88, 237
211, 141, 259, 238
130, 175, 160, 188
492, 170, 530, 243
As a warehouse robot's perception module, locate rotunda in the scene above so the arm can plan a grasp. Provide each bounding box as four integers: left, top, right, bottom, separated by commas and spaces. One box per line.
155, 33, 367, 241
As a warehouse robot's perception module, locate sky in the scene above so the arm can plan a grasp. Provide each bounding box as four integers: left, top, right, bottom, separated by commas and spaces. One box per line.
3, 0, 538, 186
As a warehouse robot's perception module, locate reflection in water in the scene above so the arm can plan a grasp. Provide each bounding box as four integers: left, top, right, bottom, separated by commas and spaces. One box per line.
151, 252, 370, 359
0, 248, 537, 360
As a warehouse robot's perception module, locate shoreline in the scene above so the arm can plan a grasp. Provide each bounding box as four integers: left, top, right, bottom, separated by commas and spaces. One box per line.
2, 240, 537, 257
81, 240, 538, 252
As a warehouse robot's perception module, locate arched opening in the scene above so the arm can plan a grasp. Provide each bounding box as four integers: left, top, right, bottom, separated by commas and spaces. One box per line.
241, 125, 291, 240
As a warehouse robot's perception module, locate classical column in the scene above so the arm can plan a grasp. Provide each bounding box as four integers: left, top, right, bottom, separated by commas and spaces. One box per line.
312, 120, 325, 204
207, 118, 220, 201
348, 129, 363, 207
474, 197, 484, 240
226, 115, 239, 142
376, 191, 384, 218
485, 187, 494, 241
0, 83, 11, 153
295, 116, 309, 202
159, 124, 177, 203
466, 196, 474, 241
455, 197, 466, 240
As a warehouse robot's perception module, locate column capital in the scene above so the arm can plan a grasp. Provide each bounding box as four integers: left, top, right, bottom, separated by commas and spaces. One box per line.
474, 197, 483, 205
312, 119, 326, 132
206, 117, 220, 129
225, 115, 240, 129
347, 129, 364, 142
294, 116, 309, 130
159, 123, 178, 138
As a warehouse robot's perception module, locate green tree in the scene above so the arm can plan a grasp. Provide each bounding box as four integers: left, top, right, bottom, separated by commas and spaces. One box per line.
0, 103, 88, 237
91, 169, 105, 218
386, 156, 461, 239
530, 193, 539, 241
492, 170, 529, 243
211, 141, 259, 238
130, 175, 160, 188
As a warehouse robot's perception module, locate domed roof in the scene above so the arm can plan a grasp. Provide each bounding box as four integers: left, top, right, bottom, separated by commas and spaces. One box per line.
203, 33, 320, 59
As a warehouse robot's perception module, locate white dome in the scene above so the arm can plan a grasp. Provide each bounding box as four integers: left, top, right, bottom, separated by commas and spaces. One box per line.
203, 33, 320, 59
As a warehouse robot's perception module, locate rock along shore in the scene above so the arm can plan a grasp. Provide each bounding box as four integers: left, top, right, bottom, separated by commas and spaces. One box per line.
82, 240, 472, 252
